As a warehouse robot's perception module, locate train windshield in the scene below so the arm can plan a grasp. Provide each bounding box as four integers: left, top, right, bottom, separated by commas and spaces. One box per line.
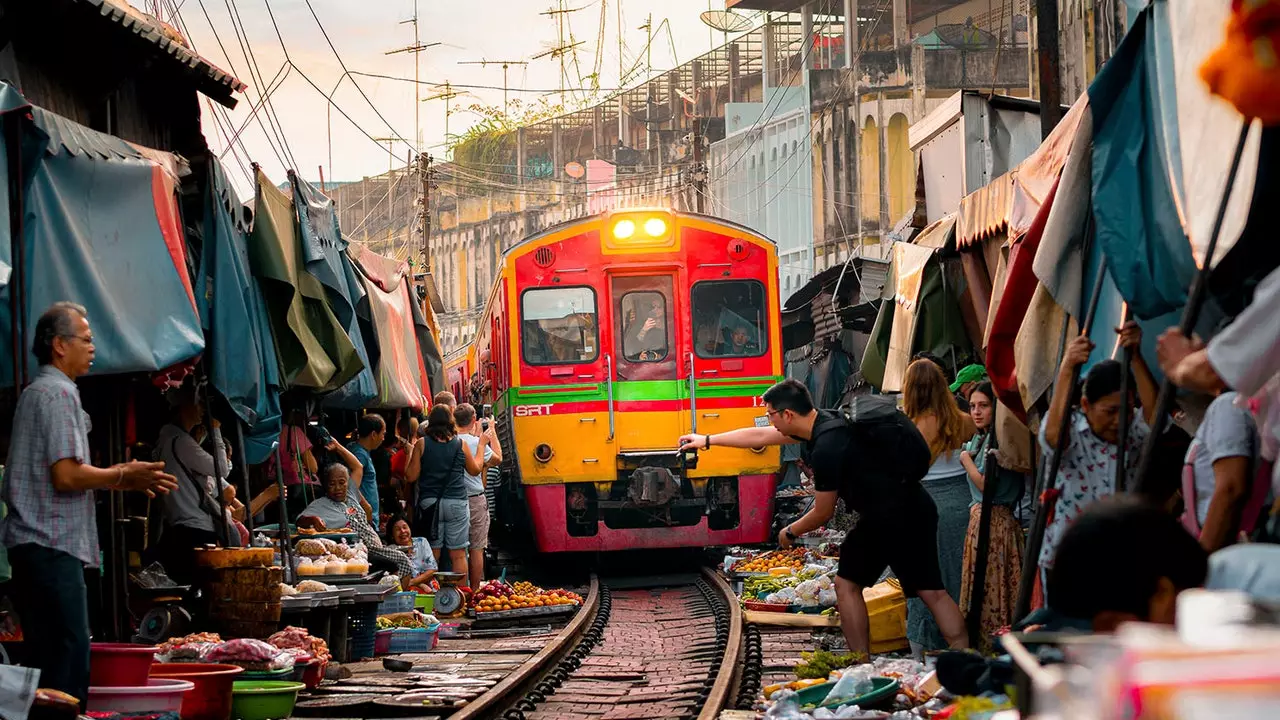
521, 286, 599, 365
692, 280, 768, 358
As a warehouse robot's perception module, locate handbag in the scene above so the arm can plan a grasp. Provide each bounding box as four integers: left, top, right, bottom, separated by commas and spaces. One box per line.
170, 435, 243, 548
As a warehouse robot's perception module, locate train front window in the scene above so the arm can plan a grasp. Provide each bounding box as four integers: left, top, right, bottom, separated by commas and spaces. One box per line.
619, 291, 669, 362
521, 287, 599, 365
693, 280, 768, 358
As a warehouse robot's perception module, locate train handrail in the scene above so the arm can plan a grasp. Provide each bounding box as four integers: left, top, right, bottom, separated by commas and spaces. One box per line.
688, 352, 697, 434
605, 354, 616, 440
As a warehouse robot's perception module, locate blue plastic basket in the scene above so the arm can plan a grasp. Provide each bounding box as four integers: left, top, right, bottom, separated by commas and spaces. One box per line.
348, 605, 379, 661
375, 623, 440, 655
377, 591, 416, 616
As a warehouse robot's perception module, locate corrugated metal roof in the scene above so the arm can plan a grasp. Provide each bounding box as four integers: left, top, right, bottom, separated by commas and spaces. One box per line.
956, 172, 1014, 248
71, 0, 246, 109
31, 105, 144, 161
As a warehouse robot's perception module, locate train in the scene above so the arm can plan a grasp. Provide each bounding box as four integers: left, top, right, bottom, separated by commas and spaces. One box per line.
446, 208, 784, 553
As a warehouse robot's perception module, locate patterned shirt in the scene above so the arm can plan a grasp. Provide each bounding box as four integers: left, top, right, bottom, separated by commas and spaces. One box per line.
0, 366, 98, 567
1038, 409, 1148, 568
301, 494, 414, 579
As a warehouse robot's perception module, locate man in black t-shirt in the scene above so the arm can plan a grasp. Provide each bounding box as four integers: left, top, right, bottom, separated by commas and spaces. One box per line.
679, 379, 968, 655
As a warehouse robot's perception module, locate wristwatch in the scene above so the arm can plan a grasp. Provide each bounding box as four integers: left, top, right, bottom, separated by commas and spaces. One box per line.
784, 526, 798, 542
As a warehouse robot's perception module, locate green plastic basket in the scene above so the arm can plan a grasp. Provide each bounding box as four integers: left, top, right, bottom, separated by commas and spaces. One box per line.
793, 676, 900, 711
414, 594, 435, 613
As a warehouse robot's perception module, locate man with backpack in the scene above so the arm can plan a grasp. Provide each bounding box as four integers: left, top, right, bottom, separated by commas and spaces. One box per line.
679, 379, 968, 656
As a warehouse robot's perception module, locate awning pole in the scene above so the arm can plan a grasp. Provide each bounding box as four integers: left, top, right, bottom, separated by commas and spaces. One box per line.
1114, 304, 1133, 492
1014, 253, 1109, 622
5, 112, 25, 393
1133, 121, 1252, 496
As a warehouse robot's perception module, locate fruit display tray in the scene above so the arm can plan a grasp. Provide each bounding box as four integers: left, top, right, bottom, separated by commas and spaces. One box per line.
468, 603, 580, 620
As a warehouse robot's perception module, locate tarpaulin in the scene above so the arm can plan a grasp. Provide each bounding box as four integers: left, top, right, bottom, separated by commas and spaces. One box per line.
197, 159, 282, 464
1, 91, 203, 383
409, 288, 446, 397
247, 168, 355, 392
290, 173, 376, 409
862, 243, 972, 392
349, 244, 426, 409
1089, 6, 1197, 321
986, 178, 1059, 420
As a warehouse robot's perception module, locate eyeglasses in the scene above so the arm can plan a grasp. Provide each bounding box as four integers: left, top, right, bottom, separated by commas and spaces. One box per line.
60, 334, 94, 345
765, 409, 782, 418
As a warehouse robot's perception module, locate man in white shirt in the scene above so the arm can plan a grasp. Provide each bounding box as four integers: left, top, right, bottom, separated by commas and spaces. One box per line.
453, 404, 502, 590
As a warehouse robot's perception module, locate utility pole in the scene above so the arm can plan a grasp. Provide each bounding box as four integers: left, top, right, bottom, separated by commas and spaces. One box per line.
458, 59, 529, 116
1035, 0, 1062, 139
416, 152, 434, 288
386, 0, 442, 151
691, 117, 707, 214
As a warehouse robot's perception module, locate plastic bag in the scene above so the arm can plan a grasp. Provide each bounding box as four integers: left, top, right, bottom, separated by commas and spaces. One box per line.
826, 665, 876, 704
764, 690, 812, 719
817, 589, 838, 606
133, 563, 180, 589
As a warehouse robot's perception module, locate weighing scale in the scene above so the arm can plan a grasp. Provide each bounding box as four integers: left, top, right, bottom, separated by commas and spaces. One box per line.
432, 572, 469, 618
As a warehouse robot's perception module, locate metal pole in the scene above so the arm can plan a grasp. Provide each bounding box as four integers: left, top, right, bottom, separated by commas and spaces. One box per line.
1114, 304, 1133, 492
273, 441, 296, 585
234, 421, 255, 537
1134, 122, 1251, 496
5, 112, 24, 393
966, 429, 1002, 648
1013, 255, 1110, 621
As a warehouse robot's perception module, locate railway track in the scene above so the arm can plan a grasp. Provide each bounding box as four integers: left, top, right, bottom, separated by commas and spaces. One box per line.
457, 567, 742, 720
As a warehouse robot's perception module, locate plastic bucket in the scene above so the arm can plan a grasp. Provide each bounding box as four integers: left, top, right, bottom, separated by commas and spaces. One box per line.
230, 680, 305, 720
89, 643, 158, 687
150, 663, 244, 720
87, 678, 194, 714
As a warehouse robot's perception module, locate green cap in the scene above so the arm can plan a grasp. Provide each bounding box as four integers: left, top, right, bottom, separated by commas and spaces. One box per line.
949, 364, 987, 393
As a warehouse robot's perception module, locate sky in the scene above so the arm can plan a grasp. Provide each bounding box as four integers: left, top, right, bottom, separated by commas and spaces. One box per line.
161, 0, 758, 196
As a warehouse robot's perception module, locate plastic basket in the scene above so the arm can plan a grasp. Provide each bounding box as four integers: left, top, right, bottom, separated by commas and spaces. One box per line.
377, 591, 417, 616
414, 594, 434, 613
347, 605, 379, 661
374, 624, 440, 655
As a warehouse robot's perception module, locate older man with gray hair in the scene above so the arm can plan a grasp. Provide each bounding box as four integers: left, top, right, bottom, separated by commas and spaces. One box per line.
1, 302, 176, 712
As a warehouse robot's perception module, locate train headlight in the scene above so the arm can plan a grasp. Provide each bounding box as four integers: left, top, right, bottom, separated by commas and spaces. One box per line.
643, 217, 667, 237
534, 443, 554, 463
612, 219, 636, 240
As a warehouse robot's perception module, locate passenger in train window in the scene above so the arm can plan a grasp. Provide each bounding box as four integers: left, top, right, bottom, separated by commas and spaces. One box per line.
716, 323, 760, 357
622, 294, 667, 361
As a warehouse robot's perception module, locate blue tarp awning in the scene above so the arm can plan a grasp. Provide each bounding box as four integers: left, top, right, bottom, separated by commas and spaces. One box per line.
197, 159, 283, 463
1, 82, 204, 385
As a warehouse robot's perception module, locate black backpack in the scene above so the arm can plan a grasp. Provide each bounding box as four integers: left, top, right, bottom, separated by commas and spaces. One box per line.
811, 394, 933, 488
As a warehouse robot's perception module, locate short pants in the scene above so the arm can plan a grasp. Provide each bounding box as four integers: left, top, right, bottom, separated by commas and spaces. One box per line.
468, 494, 491, 551
416, 498, 471, 551
837, 483, 945, 597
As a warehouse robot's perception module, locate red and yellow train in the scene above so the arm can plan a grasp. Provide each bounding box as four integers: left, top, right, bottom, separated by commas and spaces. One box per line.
449, 209, 784, 553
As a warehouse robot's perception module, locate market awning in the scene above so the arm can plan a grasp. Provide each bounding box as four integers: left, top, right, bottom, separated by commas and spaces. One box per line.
349, 244, 427, 410
291, 174, 377, 409
247, 168, 360, 393
197, 158, 282, 464
2, 84, 204, 384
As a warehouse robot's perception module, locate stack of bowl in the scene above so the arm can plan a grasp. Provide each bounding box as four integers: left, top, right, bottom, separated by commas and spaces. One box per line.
87, 643, 193, 714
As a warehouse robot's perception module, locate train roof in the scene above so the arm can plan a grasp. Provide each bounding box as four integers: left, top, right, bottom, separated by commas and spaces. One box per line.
501, 209, 778, 263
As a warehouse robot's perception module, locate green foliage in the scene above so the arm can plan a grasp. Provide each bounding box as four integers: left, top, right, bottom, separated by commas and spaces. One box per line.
794, 649, 866, 679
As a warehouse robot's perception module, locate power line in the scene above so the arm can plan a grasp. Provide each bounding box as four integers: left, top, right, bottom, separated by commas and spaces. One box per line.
223, 0, 299, 171
301, 0, 413, 152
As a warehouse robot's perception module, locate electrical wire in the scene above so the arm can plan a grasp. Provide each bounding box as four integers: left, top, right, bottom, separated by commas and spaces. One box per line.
301, 0, 412, 151
222, 0, 298, 171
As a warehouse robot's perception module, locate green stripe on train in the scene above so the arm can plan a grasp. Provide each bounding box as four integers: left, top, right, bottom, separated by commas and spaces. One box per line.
504, 376, 783, 405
